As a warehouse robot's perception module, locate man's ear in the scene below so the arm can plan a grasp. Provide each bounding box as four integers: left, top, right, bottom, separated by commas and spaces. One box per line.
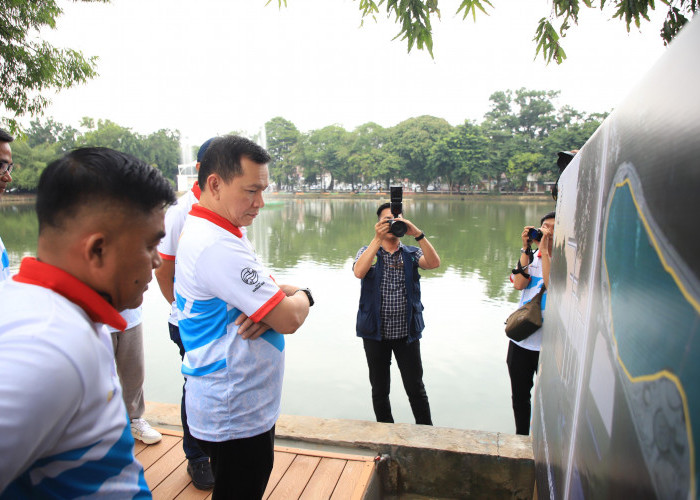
84, 232, 107, 268
206, 173, 222, 200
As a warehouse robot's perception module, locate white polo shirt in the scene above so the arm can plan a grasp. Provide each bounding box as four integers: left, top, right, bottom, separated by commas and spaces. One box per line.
0, 235, 10, 281
0, 258, 150, 498
509, 250, 547, 351
175, 204, 285, 442
158, 183, 200, 325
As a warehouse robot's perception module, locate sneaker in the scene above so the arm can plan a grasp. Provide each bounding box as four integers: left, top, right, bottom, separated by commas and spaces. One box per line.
187, 460, 215, 490
130, 418, 162, 445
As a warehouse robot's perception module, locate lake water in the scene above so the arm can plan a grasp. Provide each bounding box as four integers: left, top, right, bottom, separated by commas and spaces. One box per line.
0, 196, 553, 434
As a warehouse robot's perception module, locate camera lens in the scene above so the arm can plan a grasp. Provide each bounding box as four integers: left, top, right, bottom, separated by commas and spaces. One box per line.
389, 220, 407, 237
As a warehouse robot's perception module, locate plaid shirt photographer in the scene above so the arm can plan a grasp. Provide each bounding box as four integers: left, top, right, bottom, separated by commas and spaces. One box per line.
354, 244, 423, 340
353, 202, 440, 426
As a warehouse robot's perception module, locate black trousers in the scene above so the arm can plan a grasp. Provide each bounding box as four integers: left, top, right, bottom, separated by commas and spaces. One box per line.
363, 338, 433, 425
506, 340, 540, 435
196, 426, 275, 500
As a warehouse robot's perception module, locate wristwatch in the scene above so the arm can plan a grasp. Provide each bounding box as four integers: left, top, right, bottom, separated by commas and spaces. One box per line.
295, 288, 314, 307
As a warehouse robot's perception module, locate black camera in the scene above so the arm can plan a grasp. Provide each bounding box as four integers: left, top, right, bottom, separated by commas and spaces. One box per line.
388, 186, 407, 237
528, 228, 543, 241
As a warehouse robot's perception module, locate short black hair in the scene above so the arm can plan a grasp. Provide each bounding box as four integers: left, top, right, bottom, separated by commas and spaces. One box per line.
377, 202, 391, 218
0, 128, 14, 143
198, 135, 271, 189
541, 211, 556, 225
36, 147, 176, 232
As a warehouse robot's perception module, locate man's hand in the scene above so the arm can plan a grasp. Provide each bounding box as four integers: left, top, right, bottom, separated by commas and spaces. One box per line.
521, 226, 535, 249
540, 226, 553, 260
374, 217, 391, 241
397, 215, 422, 238
235, 312, 271, 340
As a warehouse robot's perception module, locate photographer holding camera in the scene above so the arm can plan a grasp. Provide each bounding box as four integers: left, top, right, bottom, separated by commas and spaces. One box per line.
353, 189, 440, 425
508, 211, 555, 435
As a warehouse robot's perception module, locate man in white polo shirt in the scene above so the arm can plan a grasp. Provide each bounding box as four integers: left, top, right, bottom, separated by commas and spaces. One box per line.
155, 138, 215, 490
0, 128, 15, 281
0, 147, 175, 498
175, 135, 313, 499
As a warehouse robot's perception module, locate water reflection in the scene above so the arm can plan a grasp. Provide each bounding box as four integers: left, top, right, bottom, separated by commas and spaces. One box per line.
248, 197, 551, 302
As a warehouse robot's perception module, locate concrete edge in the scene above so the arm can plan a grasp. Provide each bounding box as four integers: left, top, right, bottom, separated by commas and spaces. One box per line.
144, 402, 534, 498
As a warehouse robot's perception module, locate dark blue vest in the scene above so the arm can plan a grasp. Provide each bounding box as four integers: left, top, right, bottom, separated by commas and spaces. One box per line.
355, 245, 425, 343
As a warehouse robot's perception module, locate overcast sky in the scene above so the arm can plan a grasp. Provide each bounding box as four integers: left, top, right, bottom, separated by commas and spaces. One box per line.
36, 0, 669, 150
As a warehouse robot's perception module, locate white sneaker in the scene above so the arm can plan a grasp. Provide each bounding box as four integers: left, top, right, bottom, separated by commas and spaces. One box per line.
131, 418, 162, 445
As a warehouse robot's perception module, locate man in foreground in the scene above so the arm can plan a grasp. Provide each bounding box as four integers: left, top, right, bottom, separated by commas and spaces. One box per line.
508, 211, 554, 435
353, 202, 441, 425
155, 138, 216, 489
0, 147, 175, 497
175, 135, 312, 498
0, 128, 15, 280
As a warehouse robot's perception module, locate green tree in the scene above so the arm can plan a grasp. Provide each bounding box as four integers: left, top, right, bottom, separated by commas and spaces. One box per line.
25, 117, 79, 151
506, 151, 544, 190
306, 125, 351, 191
265, 117, 300, 190
346, 122, 389, 190
274, 0, 694, 64
1, 1, 108, 132
387, 116, 453, 192
430, 121, 490, 192
514, 89, 559, 140
8, 138, 61, 191
140, 128, 181, 182
482, 90, 520, 185
537, 113, 605, 177
77, 118, 180, 181
77, 118, 142, 156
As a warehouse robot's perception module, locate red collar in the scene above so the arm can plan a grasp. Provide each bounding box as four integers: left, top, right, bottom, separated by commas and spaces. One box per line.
189, 204, 243, 238
191, 182, 201, 200
12, 257, 127, 330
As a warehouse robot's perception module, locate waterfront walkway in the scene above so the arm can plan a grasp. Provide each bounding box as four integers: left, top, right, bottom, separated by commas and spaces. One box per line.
138, 428, 376, 499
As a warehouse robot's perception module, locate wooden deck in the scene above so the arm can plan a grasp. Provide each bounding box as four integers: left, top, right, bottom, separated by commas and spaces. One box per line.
136, 428, 376, 499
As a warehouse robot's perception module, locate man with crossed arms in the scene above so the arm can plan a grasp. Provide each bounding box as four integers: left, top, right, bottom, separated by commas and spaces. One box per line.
174, 135, 313, 498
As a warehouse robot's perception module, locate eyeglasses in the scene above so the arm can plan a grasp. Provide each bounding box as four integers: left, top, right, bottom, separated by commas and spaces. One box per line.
0, 161, 13, 176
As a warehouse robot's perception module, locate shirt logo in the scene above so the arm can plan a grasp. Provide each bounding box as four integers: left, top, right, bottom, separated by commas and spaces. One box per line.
241, 268, 259, 285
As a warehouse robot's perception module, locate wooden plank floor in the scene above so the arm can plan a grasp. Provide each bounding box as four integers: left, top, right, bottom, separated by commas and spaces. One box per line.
135, 428, 376, 500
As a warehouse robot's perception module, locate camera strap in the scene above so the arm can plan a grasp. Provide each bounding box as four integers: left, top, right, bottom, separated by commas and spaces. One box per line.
525, 245, 534, 264
512, 259, 531, 280
511, 245, 533, 279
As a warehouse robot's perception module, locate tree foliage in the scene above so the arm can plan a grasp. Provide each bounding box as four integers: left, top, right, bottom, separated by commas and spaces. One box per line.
9, 117, 181, 191
274, 0, 696, 64
265, 116, 301, 190
258, 87, 605, 193
10, 88, 605, 193
0, 0, 108, 132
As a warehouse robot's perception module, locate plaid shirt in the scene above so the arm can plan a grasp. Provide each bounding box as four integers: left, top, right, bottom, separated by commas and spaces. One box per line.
355, 243, 424, 340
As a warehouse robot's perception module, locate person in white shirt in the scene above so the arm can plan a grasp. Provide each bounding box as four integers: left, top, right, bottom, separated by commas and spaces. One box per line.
154, 138, 215, 490
175, 135, 312, 499
0, 128, 15, 281
0, 147, 175, 498
508, 211, 554, 435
